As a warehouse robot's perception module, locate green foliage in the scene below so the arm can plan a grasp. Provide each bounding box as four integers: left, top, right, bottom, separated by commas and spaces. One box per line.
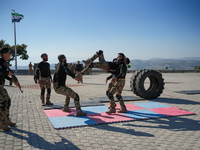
127, 64, 131, 68
0, 39, 29, 65
165, 67, 168, 70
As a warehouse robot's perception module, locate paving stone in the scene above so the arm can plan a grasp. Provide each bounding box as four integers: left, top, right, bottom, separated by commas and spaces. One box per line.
0, 73, 199, 150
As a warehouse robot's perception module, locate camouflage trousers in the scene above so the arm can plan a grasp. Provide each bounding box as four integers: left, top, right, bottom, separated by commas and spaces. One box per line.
39, 77, 51, 101
81, 53, 110, 75
75, 71, 83, 82
107, 79, 126, 107
54, 85, 81, 110
0, 85, 11, 122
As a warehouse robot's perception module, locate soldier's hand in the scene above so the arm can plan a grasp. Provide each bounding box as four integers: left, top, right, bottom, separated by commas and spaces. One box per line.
13, 80, 19, 86
105, 79, 108, 84
50, 79, 53, 83
38, 80, 41, 84
111, 77, 117, 83
8, 71, 14, 76
74, 77, 79, 82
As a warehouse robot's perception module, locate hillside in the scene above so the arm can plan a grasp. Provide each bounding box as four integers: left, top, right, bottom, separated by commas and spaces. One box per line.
129, 58, 200, 70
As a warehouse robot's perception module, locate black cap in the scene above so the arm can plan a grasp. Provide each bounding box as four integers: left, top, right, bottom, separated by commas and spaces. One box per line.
58, 54, 66, 62
41, 53, 47, 58
0, 47, 9, 55
118, 53, 125, 58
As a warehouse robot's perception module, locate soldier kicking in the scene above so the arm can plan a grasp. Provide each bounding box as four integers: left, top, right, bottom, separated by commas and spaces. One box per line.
0, 47, 18, 131
77, 50, 129, 78
53, 54, 87, 116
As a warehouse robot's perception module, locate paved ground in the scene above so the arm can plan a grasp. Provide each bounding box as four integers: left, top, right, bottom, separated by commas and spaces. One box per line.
0, 72, 200, 150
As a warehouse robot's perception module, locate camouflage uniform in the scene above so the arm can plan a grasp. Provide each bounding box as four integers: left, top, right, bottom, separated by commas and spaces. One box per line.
79, 50, 111, 76
39, 77, 51, 103
0, 47, 16, 131
54, 86, 81, 112
37, 60, 53, 106
53, 54, 86, 116
106, 79, 127, 113
105, 54, 128, 113
0, 85, 11, 123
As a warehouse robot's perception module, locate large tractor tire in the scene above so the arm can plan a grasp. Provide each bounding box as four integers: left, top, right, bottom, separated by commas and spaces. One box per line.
130, 69, 164, 99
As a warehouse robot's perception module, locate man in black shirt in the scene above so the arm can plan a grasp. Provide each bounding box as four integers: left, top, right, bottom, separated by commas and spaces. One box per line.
53, 54, 87, 116
36, 53, 53, 106
0, 47, 19, 131
105, 53, 130, 113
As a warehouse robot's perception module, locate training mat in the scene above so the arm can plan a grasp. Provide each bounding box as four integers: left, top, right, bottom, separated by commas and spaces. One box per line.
174, 90, 200, 95
42, 101, 104, 110
43, 102, 195, 129
90, 96, 140, 102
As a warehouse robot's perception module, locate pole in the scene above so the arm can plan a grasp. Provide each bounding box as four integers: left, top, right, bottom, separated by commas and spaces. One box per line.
14, 20, 17, 73
12, 9, 17, 73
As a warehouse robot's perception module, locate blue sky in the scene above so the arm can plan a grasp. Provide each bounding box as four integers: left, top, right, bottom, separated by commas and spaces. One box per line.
0, 0, 200, 66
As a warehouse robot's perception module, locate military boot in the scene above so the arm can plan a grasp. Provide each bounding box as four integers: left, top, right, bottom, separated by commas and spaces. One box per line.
62, 97, 71, 113
41, 99, 45, 106
82, 59, 92, 66
46, 99, 53, 105
74, 100, 87, 116
82, 50, 103, 66
0, 121, 11, 131
117, 98, 127, 113
106, 99, 116, 113
5, 118, 16, 126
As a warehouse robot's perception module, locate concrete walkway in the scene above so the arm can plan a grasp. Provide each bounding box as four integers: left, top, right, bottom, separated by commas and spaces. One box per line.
0, 73, 200, 150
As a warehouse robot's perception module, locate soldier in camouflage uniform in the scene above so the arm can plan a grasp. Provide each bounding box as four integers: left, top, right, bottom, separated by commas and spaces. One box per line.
36, 53, 53, 106
0, 47, 19, 131
77, 50, 129, 79
53, 54, 87, 116
105, 53, 130, 113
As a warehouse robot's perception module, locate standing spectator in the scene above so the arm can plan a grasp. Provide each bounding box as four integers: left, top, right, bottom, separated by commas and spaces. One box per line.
36, 53, 53, 106
28, 62, 33, 75
75, 61, 83, 83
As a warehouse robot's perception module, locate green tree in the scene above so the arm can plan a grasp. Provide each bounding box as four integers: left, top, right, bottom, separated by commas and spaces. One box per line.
0, 39, 29, 65
165, 67, 168, 70
194, 66, 198, 70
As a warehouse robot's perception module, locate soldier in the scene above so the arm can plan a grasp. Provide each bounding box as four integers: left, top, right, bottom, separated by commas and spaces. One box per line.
74, 61, 83, 83
0, 47, 19, 131
77, 50, 129, 79
36, 53, 53, 106
53, 54, 87, 116
105, 54, 130, 113
33, 63, 38, 83
28, 62, 33, 74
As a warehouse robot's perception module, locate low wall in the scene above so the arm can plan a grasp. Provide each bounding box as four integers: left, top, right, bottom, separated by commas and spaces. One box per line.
13, 69, 199, 75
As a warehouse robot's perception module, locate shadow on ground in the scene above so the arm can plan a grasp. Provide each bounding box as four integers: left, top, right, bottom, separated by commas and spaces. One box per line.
123, 115, 200, 132
4, 127, 80, 150
152, 97, 200, 105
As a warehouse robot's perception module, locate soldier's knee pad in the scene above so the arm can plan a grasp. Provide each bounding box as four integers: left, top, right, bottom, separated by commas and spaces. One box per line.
41, 89, 45, 95
106, 91, 109, 97
6, 99, 11, 109
47, 88, 51, 94
116, 94, 122, 100
107, 92, 113, 99
74, 94, 80, 101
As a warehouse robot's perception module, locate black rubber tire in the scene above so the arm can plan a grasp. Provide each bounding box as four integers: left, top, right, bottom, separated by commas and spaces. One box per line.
130, 69, 164, 99
130, 70, 144, 96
